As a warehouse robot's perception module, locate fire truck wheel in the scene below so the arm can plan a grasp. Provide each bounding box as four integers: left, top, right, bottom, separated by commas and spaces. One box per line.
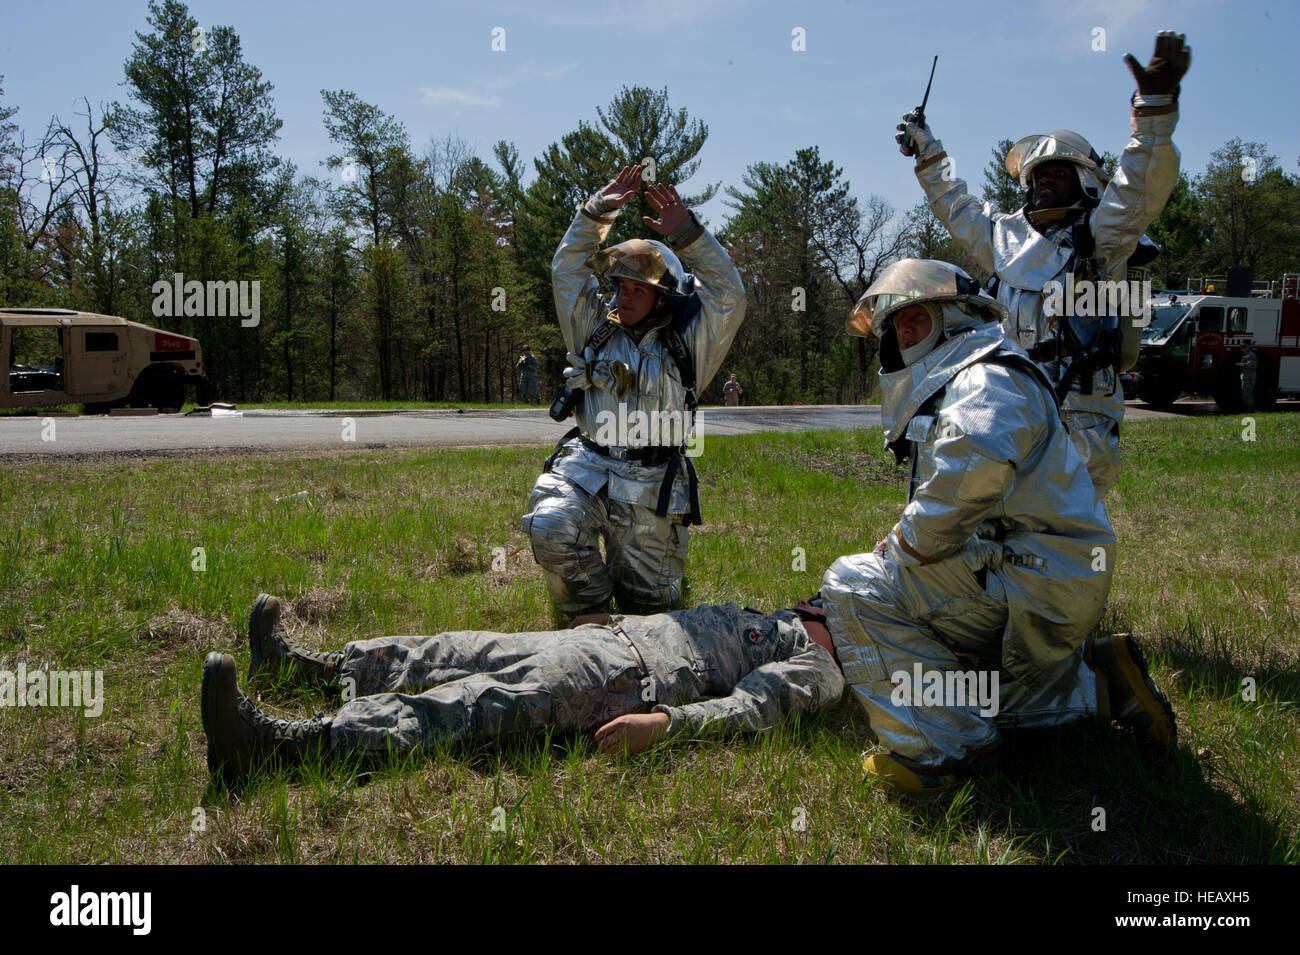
1252, 359, 1278, 412
1139, 375, 1180, 409
1213, 361, 1245, 414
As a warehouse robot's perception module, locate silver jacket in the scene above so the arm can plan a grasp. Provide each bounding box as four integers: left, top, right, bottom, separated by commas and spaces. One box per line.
548, 198, 746, 513
915, 110, 1181, 421
874, 321, 1114, 685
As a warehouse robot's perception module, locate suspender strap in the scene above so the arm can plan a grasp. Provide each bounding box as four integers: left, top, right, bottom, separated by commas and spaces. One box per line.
654, 449, 702, 525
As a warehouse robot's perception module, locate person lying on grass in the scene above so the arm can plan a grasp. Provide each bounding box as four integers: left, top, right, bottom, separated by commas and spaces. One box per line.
200, 593, 845, 787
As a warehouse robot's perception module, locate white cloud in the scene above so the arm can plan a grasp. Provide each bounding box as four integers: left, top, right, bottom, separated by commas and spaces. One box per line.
417, 85, 504, 109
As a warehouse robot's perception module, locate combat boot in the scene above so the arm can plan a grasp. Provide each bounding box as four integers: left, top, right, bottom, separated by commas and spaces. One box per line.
247, 593, 343, 687
1086, 633, 1177, 753
202, 652, 332, 787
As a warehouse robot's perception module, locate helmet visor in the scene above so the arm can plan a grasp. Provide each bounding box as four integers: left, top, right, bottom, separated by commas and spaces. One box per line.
847, 259, 977, 337
587, 239, 682, 294
1005, 132, 1102, 187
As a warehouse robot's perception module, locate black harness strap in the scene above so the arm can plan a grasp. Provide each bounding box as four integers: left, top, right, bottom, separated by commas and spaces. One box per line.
653, 449, 702, 525
543, 426, 581, 473
663, 324, 698, 412
582, 318, 621, 356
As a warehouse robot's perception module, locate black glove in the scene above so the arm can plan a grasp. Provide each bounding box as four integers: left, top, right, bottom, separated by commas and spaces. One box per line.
1124, 30, 1191, 99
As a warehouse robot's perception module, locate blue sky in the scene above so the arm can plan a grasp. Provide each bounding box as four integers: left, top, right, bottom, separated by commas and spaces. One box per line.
3, 0, 1297, 227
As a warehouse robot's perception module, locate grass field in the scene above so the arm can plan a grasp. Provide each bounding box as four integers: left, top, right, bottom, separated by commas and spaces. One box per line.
0, 415, 1296, 863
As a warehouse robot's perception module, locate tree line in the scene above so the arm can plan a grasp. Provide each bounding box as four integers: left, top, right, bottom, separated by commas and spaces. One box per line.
3, 0, 1297, 406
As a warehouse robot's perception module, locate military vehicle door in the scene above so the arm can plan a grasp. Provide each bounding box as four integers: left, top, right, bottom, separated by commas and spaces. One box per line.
66, 325, 126, 396
6, 322, 67, 396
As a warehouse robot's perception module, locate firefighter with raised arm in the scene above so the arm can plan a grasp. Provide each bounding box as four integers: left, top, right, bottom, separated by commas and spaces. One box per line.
896, 32, 1191, 496
523, 164, 746, 617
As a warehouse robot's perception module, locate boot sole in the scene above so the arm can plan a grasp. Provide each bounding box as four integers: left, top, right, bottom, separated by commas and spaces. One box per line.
1109, 636, 1177, 751
201, 652, 230, 783
247, 593, 274, 682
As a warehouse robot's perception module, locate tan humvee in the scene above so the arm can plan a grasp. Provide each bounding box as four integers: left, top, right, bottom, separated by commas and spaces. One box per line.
1, 308, 206, 412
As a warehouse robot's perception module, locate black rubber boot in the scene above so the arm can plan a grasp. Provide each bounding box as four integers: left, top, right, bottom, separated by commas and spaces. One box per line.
202, 652, 332, 787
247, 593, 343, 687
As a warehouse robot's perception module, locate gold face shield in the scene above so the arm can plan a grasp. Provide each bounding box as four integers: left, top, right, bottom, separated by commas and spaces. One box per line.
846, 259, 1006, 338
1004, 130, 1106, 189
586, 238, 688, 295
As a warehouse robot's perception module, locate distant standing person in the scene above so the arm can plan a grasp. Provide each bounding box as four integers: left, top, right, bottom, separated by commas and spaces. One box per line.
723, 374, 743, 407
1240, 346, 1258, 412
517, 345, 540, 404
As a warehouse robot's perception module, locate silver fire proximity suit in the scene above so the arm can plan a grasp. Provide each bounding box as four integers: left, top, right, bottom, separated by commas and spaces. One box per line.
821, 260, 1115, 770
327, 604, 844, 753
905, 111, 1181, 496
522, 192, 746, 615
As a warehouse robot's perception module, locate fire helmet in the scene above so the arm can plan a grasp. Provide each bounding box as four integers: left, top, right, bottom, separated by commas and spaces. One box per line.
586, 238, 695, 298
1005, 130, 1107, 205
847, 259, 1008, 339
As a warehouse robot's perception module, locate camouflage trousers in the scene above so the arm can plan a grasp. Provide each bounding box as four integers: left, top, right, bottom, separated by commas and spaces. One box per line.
329, 625, 649, 755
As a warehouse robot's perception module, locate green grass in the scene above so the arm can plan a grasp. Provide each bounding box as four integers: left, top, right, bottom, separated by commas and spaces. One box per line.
0, 416, 1296, 863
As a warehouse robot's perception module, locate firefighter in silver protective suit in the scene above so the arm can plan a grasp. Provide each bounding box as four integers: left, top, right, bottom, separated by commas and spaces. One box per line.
199, 593, 843, 786
820, 260, 1176, 797
523, 164, 746, 616
896, 32, 1191, 497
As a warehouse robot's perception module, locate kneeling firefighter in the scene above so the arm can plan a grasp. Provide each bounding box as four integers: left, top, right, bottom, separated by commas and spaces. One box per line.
819, 259, 1176, 796
523, 164, 746, 616
896, 31, 1191, 496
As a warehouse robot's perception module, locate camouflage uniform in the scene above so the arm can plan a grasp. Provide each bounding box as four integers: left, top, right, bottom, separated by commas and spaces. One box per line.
517, 353, 540, 404
329, 603, 844, 754
1240, 348, 1258, 412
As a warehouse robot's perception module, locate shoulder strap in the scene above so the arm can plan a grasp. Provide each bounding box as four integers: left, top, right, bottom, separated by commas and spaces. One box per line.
582, 318, 620, 356
664, 324, 697, 412
1067, 209, 1098, 282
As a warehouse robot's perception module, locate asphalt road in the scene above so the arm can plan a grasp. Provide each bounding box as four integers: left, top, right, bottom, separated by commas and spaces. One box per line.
0, 401, 1198, 458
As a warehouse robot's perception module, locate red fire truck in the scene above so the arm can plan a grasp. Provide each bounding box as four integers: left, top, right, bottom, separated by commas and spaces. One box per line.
1135, 274, 1300, 412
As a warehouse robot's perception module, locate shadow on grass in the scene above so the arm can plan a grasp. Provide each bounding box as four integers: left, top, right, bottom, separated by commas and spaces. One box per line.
927, 726, 1295, 864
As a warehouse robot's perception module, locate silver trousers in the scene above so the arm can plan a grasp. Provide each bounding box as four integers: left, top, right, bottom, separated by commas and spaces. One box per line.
523, 471, 689, 615
822, 545, 1099, 769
